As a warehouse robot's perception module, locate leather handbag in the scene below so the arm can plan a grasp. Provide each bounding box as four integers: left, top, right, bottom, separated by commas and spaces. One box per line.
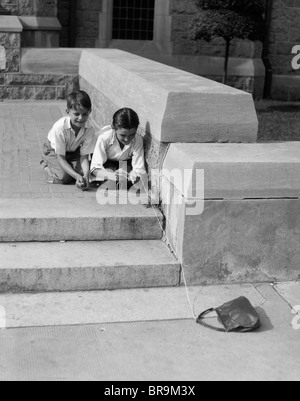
197, 296, 261, 332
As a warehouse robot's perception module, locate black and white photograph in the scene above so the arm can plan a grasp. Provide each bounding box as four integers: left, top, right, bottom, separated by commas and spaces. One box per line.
0, 0, 300, 383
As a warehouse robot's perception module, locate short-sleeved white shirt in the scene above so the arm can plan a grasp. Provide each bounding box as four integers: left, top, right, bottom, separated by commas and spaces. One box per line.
91, 126, 146, 176
48, 117, 96, 156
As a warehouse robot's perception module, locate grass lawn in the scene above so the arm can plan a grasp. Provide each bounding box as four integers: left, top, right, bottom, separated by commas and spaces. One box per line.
255, 100, 300, 142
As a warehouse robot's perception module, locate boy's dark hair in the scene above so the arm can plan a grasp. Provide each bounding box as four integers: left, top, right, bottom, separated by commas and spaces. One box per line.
67, 91, 92, 111
112, 108, 140, 130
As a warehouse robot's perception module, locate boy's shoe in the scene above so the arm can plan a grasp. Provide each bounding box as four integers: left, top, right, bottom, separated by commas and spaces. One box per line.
89, 181, 102, 189
40, 162, 54, 184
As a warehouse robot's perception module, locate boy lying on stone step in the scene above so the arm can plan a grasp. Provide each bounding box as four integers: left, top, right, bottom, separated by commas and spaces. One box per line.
40, 91, 95, 191
90, 108, 146, 190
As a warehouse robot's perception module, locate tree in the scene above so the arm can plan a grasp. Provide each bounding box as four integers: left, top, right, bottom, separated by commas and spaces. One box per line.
190, 0, 266, 84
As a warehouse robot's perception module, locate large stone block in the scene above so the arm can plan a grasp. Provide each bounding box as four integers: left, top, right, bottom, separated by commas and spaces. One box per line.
34, 86, 57, 100
162, 181, 300, 285
6, 85, 35, 99
2, 72, 79, 100
21, 48, 82, 75
162, 141, 300, 284
182, 199, 300, 285
79, 49, 258, 144
5, 73, 66, 86
145, 54, 265, 98
164, 142, 300, 199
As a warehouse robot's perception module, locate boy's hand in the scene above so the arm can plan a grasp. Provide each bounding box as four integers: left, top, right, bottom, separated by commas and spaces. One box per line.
129, 172, 140, 185
131, 176, 140, 185
115, 169, 129, 181
83, 174, 90, 191
76, 176, 89, 191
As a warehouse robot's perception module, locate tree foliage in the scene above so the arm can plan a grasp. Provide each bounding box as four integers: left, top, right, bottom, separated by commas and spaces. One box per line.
196, 0, 265, 13
190, 0, 266, 83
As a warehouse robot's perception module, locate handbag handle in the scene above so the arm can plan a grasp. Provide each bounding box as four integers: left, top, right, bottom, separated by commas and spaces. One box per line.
196, 308, 226, 332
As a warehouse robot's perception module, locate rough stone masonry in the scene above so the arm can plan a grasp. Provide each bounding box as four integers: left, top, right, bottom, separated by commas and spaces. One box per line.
0, 45, 6, 70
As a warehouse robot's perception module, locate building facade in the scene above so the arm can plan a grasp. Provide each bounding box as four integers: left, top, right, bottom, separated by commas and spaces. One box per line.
1, 0, 300, 100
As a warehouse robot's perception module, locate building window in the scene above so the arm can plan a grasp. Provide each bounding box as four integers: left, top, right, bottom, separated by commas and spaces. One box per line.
112, 0, 155, 41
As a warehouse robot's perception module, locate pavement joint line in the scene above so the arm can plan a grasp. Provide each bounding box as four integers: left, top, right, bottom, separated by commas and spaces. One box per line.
2, 317, 196, 332
253, 283, 269, 307
272, 282, 300, 315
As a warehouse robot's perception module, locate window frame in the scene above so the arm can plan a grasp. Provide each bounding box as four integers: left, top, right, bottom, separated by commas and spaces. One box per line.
97, 0, 172, 55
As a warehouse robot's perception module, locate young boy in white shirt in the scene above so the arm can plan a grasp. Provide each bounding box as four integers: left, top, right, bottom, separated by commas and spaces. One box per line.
90, 108, 146, 189
40, 91, 95, 190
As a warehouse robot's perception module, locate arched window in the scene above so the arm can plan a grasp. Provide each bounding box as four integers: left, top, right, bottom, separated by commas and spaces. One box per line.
112, 0, 155, 41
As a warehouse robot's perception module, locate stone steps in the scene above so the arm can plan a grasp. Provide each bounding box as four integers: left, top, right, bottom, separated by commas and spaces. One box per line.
0, 199, 163, 242
0, 199, 180, 292
0, 240, 180, 292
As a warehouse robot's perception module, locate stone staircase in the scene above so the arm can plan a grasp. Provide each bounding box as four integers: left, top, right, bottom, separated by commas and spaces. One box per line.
0, 198, 181, 293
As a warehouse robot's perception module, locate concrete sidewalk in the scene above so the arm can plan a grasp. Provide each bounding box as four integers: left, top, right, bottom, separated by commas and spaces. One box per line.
0, 100, 97, 199
0, 282, 299, 381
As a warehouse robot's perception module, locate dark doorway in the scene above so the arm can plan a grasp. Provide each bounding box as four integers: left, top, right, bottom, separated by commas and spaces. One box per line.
57, 0, 77, 47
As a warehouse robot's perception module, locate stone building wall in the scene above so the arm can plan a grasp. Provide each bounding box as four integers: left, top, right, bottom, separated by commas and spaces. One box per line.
268, 0, 300, 76
1, 0, 300, 100
0, 0, 78, 101
0, 0, 18, 15
0, 30, 20, 73
57, 0, 261, 59
76, 0, 102, 47
57, 0, 102, 47
0, 0, 57, 16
